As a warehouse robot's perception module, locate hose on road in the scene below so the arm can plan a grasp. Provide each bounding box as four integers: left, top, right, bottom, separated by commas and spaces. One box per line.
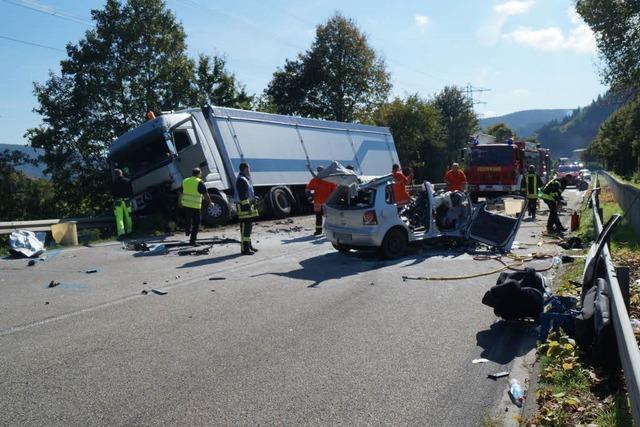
402, 252, 556, 282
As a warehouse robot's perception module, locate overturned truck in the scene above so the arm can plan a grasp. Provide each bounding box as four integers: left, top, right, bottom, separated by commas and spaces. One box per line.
109, 106, 400, 225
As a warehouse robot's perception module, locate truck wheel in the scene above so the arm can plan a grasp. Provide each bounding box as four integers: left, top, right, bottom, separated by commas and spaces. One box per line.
380, 228, 408, 259
269, 186, 294, 219
202, 193, 230, 226
332, 243, 351, 253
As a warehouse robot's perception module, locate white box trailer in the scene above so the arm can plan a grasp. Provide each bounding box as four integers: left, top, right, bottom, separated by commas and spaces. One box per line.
109, 106, 399, 225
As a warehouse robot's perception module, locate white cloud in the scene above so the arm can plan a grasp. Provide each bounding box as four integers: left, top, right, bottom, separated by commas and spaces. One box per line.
511, 88, 530, 96
501, 9, 596, 54
494, 0, 535, 16
415, 14, 429, 32
478, 0, 535, 45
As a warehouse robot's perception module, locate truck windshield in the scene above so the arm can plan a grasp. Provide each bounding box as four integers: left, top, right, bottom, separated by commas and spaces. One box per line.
469, 146, 514, 166
110, 133, 172, 177
326, 186, 376, 209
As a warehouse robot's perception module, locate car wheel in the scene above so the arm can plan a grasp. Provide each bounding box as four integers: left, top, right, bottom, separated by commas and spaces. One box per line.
269, 186, 294, 219
381, 228, 408, 259
202, 194, 230, 226
332, 243, 351, 253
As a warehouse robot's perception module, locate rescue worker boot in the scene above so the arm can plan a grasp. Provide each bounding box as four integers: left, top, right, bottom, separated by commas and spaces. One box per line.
249, 244, 259, 253
241, 242, 254, 256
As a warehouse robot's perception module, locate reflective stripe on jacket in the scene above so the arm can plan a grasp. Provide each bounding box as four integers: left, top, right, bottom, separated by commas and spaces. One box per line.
522, 173, 540, 199
182, 177, 203, 209
236, 199, 259, 219
540, 179, 562, 201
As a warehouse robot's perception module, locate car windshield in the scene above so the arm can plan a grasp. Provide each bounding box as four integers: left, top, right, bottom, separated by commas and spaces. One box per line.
326, 186, 377, 209
469, 146, 513, 166
557, 165, 580, 173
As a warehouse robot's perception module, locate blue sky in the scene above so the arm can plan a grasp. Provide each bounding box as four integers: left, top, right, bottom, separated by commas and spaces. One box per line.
0, 0, 606, 145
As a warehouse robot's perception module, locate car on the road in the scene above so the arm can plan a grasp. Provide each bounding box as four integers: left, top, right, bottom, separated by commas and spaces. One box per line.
323, 175, 524, 259
580, 169, 591, 180
556, 164, 581, 185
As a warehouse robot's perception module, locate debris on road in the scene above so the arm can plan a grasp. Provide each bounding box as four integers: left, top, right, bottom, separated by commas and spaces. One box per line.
209, 277, 225, 281
85, 268, 98, 274
559, 236, 583, 250
472, 358, 489, 364
48, 280, 60, 288
151, 288, 168, 295
488, 371, 510, 379
44, 301, 49, 305
9, 230, 45, 258
561, 255, 575, 264
141, 290, 148, 295
177, 246, 210, 256
27, 260, 36, 266
508, 379, 525, 407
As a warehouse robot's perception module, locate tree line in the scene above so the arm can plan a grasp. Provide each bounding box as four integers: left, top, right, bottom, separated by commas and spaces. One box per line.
1, 0, 477, 221
576, 0, 640, 179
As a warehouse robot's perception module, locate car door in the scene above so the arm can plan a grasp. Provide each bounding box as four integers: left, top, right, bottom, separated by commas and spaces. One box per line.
466, 196, 526, 250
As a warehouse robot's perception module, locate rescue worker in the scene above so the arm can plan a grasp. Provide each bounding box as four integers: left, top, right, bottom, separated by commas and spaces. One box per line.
179, 168, 213, 246
112, 169, 133, 239
236, 162, 259, 255
444, 163, 467, 192
391, 163, 411, 206
521, 165, 543, 219
306, 166, 337, 236
540, 176, 569, 234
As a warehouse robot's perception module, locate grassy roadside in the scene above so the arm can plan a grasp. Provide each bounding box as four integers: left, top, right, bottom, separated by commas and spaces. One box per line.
525, 179, 638, 426
610, 172, 640, 190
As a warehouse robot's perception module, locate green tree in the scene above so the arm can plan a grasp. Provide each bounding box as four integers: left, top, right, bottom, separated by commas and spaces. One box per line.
192, 54, 253, 109
265, 13, 391, 122
485, 122, 515, 143
374, 95, 445, 181
433, 86, 478, 164
576, 1, 640, 91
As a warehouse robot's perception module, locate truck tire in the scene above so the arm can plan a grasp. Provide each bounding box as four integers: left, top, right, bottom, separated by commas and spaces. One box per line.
380, 228, 408, 259
269, 186, 294, 219
202, 193, 230, 226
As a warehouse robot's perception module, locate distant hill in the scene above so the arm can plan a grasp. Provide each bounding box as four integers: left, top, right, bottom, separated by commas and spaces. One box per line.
535, 92, 625, 158
480, 109, 572, 138
0, 143, 47, 178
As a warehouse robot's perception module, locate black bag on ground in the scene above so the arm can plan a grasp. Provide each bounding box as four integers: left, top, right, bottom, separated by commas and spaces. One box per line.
575, 278, 618, 368
482, 268, 545, 320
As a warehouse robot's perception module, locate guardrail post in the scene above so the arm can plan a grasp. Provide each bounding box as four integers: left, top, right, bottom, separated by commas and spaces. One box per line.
615, 266, 631, 311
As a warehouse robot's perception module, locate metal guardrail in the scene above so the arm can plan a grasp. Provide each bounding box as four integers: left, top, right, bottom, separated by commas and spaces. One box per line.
0, 216, 113, 235
590, 172, 640, 423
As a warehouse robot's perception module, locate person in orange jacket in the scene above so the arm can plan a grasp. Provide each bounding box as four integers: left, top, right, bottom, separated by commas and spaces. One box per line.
392, 163, 411, 206
444, 162, 467, 192
306, 166, 338, 235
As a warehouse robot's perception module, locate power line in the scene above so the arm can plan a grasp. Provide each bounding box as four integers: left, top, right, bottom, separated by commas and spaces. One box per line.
0, 35, 65, 52
2, 0, 92, 26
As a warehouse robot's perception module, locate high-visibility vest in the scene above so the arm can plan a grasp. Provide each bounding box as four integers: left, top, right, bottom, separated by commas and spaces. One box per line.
523, 173, 539, 199
540, 179, 561, 201
237, 199, 259, 219
182, 176, 203, 209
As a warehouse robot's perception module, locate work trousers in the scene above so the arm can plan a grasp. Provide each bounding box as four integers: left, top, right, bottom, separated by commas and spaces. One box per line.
527, 198, 537, 218
114, 200, 132, 237
315, 213, 323, 234
240, 218, 253, 252
184, 207, 201, 243
544, 200, 563, 231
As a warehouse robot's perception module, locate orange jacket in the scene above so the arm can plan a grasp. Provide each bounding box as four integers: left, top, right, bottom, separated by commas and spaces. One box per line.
444, 169, 467, 191
306, 177, 337, 212
392, 171, 411, 205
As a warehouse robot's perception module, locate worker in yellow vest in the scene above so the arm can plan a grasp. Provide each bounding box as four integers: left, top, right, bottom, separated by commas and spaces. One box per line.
179, 168, 213, 246
520, 165, 543, 220
236, 162, 259, 255
112, 168, 133, 239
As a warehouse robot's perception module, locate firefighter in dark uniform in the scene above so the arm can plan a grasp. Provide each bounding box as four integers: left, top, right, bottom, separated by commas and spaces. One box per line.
236, 162, 259, 255
540, 176, 569, 234
112, 169, 133, 239
521, 165, 543, 219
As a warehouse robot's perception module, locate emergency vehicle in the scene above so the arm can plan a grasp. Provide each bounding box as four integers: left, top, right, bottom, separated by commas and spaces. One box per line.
464, 134, 551, 202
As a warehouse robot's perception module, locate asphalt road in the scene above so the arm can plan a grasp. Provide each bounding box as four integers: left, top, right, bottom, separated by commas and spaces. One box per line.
0, 190, 583, 426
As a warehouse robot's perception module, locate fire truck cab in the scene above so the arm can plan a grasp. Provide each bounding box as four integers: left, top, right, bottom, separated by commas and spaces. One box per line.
464, 135, 550, 203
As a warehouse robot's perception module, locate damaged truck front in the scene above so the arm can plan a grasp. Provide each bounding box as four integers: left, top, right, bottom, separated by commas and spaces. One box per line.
109, 106, 399, 226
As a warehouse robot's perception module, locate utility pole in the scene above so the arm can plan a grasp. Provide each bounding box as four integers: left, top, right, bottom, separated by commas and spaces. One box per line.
464, 83, 491, 115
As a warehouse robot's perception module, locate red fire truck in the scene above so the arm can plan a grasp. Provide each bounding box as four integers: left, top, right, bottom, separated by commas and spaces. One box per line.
464, 134, 551, 202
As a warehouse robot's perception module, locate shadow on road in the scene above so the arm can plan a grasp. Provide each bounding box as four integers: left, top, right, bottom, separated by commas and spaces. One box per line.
177, 253, 242, 269
475, 321, 538, 365
280, 235, 327, 245
251, 249, 434, 288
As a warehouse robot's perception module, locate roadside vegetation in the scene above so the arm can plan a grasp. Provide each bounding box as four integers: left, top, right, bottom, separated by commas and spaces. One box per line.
526, 179, 639, 426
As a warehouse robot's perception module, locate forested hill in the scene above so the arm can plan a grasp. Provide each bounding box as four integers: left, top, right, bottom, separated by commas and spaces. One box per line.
535, 92, 625, 157
480, 109, 571, 137
0, 143, 46, 178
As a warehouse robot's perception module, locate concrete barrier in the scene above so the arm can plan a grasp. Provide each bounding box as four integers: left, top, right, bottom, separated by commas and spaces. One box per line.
601, 171, 640, 236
